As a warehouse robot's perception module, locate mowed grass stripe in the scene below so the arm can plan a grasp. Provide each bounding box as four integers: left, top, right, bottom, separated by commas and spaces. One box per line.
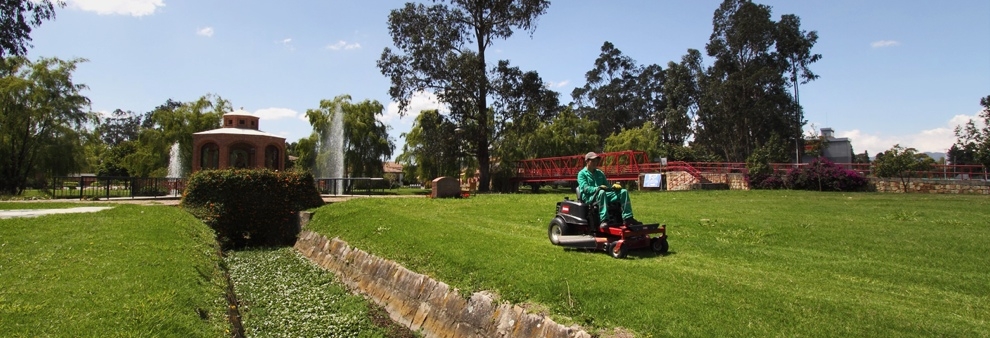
307, 190, 989, 337
0, 205, 227, 337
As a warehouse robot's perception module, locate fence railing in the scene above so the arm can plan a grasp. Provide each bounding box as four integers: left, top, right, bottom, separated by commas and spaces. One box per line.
315, 178, 389, 195
768, 163, 988, 180
49, 176, 186, 199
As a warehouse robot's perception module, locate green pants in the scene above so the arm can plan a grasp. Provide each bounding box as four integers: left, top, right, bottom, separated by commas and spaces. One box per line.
592, 188, 633, 222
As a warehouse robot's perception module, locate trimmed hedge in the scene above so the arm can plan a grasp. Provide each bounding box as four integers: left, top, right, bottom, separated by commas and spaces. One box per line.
181, 169, 324, 249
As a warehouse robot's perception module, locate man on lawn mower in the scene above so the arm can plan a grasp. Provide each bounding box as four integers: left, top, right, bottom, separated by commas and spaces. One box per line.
577, 152, 641, 229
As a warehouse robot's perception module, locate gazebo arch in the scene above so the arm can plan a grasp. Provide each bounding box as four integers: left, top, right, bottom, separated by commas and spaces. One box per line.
264, 145, 280, 170
229, 143, 255, 169
200, 142, 220, 170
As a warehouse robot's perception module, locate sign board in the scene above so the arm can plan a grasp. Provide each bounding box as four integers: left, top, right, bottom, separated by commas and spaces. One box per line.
643, 173, 662, 188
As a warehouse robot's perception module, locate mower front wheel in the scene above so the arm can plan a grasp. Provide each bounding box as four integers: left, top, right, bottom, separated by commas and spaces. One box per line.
548, 218, 567, 245
607, 241, 628, 259
651, 237, 669, 254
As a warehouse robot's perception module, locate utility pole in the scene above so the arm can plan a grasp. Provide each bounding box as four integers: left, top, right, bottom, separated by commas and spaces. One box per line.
793, 71, 801, 165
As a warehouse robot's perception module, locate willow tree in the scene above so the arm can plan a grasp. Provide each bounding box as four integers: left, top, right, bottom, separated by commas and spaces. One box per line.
0, 56, 90, 194
398, 109, 461, 185
378, 0, 551, 192
125, 95, 228, 177
306, 95, 394, 179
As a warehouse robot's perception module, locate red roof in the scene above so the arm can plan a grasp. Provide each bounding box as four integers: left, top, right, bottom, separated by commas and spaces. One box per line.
383, 162, 403, 173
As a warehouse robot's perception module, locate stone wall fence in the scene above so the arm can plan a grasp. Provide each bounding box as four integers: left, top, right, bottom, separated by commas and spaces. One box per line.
663, 172, 749, 191
870, 178, 990, 194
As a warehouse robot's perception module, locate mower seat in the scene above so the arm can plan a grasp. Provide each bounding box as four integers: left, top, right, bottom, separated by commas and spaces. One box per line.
577, 187, 622, 227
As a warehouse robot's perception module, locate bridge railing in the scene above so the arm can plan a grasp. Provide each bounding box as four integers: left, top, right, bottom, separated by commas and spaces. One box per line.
514, 154, 988, 183
513, 150, 653, 182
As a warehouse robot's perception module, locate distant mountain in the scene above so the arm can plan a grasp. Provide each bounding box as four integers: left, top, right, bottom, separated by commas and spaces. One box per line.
925, 152, 946, 161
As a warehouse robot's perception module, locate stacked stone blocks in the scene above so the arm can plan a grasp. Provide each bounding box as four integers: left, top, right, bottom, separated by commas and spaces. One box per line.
294, 228, 590, 338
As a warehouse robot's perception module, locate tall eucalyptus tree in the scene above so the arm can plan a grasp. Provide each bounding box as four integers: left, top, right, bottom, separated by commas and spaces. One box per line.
378, 0, 551, 192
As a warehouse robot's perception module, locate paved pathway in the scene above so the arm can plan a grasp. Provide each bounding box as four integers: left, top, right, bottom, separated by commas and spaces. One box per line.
0, 194, 423, 219
0, 207, 113, 219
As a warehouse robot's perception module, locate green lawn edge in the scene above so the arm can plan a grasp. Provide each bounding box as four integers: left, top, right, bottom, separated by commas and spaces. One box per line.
305, 190, 990, 337
0, 204, 228, 337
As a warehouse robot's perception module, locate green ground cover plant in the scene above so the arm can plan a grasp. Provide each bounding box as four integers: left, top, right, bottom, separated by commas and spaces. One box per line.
226, 248, 416, 338
306, 190, 990, 337
0, 204, 228, 337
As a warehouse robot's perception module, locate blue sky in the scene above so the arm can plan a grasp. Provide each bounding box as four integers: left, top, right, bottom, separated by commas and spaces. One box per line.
28, 0, 990, 158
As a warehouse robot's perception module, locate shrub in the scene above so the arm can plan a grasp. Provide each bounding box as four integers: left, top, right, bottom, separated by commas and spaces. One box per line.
181, 169, 324, 249
784, 157, 868, 192
747, 173, 785, 190
745, 134, 790, 190
872, 144, 936, 188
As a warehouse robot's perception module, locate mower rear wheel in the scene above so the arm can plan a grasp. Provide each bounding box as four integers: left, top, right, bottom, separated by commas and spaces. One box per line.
548, 218, 567, 245
651, 237, 669, 254
607, 241, 628, 259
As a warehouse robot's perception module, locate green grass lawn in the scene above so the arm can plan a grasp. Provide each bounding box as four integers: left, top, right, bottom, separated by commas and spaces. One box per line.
1, 189, 53, 200
0, 205, 228, 337
306, 190, 990, 337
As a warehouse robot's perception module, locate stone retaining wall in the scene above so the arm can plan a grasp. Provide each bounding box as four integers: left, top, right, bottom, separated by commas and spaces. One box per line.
871, 178, 990, 194
667, 172, 749, 191
665, 172, 693, 191
293, 227, 590, 338
701, 173, 748, 190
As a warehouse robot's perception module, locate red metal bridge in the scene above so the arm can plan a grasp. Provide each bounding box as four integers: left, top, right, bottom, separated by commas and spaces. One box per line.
512, 150, 990, 186
511, 150, 706, 184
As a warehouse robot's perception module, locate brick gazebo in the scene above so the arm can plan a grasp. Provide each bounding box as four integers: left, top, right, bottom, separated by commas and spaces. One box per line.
191, 110, 286, 172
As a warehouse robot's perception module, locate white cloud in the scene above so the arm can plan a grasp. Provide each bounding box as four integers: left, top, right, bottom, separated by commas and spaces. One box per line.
836, 112, 983, 156
547, 80, 570, 89
196, 27, 214, 37
254, 107, 300, 120
382, 91, 445, 123
68, 0, 165, 17
325, 40, 362, 51
948, 114, 979, 128
381, 91, 449, 141
871, 40, 900, 48
277, 38, 295, 51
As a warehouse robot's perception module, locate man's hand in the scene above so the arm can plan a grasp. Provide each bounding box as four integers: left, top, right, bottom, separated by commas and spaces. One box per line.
612, 183, 622, 190
598, 185, 608, 191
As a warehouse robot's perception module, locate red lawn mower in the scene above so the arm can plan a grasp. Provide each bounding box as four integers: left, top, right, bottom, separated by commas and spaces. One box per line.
548, 196, 669, 258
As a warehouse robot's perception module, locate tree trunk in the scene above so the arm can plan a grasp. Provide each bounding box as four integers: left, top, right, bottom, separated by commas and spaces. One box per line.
476, 22, 491, 193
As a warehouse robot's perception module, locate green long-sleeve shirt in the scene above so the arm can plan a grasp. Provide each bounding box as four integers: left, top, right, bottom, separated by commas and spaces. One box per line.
577, 166, 607, 203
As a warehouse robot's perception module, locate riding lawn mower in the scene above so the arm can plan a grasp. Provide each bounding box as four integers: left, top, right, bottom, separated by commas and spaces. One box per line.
548, 195, 669, 258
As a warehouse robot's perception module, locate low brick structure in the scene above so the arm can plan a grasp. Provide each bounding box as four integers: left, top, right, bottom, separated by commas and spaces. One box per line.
431, 176, 461, 198
293, 228, 590, 338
